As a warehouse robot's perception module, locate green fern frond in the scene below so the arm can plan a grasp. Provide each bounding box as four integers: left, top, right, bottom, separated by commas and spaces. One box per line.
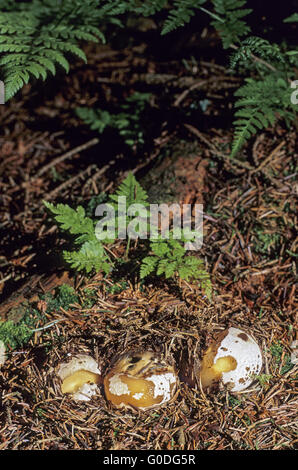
108, 172, 149, 240
0, 0, 21, 11
75, 107, 112, 132
109, 172, 149, 209
63, 240, 112, 274
140, 256, 158, 279
231, 76, 295, 157
121, 0, 167, 17
44, 201, 96, 243
157, 258, 176, 278
230, 36, 285, 69
141, 234, 212, 298
162, 0, 207, 35
44, 201, 112, 274
75, 92, 151, 147
0, 0, 123, 100
210, 0, 252, 48
283, 13, 298, 23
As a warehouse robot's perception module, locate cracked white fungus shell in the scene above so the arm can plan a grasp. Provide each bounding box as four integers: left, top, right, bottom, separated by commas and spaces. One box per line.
200, 327, 262, 392
58, 354, 101, 401
104, 351, 178, 409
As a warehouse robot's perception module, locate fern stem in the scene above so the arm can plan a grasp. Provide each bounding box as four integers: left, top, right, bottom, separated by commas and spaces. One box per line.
199, 6, 224, 24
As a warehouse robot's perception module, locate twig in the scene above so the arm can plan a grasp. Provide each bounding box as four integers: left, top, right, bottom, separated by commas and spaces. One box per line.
28, 138, 100, 183
31, 319, 65, 332
251, 264, 292, 276
250, 141, 285, 175
82, 159, 117, 192
43, 164, 97, 201
0, 274, 12, 285
174, 76, 239, 107
184, 123, 253, 170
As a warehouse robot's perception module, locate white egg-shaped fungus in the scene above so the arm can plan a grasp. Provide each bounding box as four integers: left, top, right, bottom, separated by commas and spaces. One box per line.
199, 327, 263, 392
57, 354, 101, 401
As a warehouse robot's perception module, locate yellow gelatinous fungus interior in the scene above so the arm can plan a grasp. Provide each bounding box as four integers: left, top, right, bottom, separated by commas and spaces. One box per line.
200, 343, 237, 389
61, 369, 101, 394
104, 351, 177, 409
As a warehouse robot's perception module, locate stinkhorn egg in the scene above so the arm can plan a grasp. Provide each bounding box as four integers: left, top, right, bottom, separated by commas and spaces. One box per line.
199, 327, 262, 392
58, 354, 101, 401
104, 351, 178, 410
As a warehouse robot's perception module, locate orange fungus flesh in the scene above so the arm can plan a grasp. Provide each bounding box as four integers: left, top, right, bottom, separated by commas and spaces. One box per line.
200, 344, 237, 389
103, 352, 177, 409
104, 372, 166, 408
61, 369, 101, 394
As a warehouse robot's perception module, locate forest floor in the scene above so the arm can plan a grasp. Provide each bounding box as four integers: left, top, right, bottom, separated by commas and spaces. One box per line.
0, 24, 297, 450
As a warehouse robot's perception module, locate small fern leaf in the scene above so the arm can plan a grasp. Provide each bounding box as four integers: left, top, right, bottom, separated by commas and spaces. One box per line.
211, 0, 252, 48
140, 256, 158, 279
27, 63, 48, 80
60, 43, 87, 62
230, 76, 293, 157
283, 13, 298, 23
162, 0, 207, 35
63, 240, 111, 274
36, 56, 56, 75
44, 201, 96, 240
43, 49, 70, 72
109, 172, 149, 208
230, 36, 285, 69
4, 74, 24, 100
